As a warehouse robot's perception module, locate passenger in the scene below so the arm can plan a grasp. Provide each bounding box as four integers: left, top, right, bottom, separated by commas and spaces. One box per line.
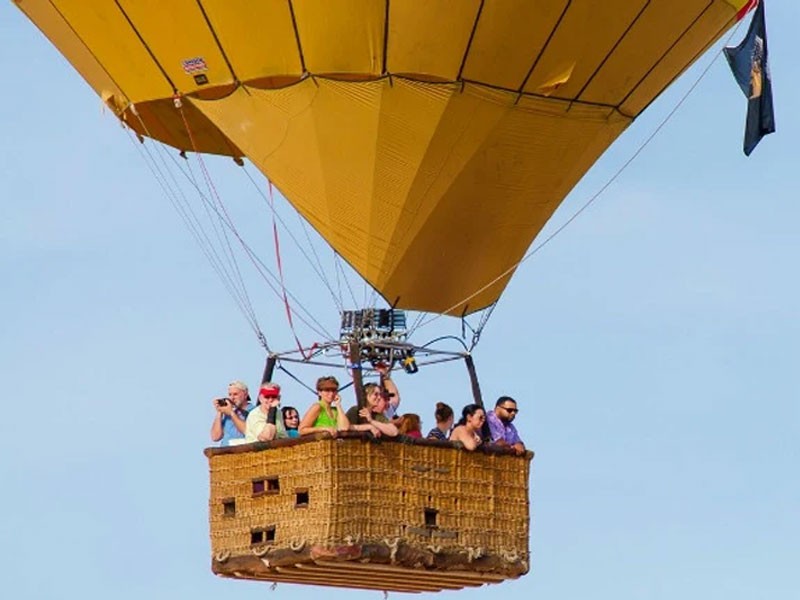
244, 382, 285, 442
298, 376, 351, 436
281, 406, 300, 438
375, 362, 401, 419
426, 402, 454, 441
398, 413, 422, 438
449, 404, 486, 451
210, 380, 252, 446
486, 396, 526, 455
346, 383, 399, 437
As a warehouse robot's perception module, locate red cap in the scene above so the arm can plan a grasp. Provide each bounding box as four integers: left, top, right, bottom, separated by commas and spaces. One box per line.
259, 383, 281, 398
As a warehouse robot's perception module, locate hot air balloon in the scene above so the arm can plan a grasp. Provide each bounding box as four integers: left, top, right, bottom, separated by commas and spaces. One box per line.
14, 0, 758, 592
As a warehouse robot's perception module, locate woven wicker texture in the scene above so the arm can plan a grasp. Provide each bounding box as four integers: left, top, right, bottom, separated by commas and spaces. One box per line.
206, 433, 531, 586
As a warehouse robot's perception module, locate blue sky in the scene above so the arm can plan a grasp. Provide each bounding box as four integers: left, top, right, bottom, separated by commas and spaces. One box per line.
1, 3, 797, 599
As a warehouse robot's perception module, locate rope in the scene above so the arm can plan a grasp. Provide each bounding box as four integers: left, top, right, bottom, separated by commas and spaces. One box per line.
190, 167, 332, 340
383, 537, 401, 564
233, 238, 335, 341
277, 364, 319, 395
470, 303, 497, 351
242, 166, 344, 312
466, 546, 484, 562
269, 181, 317, 359
252, 544, 273, 557
419, 335, 469, 353
174, 97, 262, 335
123, 128, 266, 342
407, 310, 428, 338
410, 24, 745, 335
501, 549, 519, 562
334, 251, 359, 308
163, 103, 334, 342
181, 150, 258, 327
214, 550, 230, 562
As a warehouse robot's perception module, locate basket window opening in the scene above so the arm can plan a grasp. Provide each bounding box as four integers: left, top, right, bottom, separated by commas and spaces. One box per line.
252, 476, 280, 496
295, 489, 309, 508
250, 526, 276, 545
222, 498, 236, 517
424, 508, 438, 529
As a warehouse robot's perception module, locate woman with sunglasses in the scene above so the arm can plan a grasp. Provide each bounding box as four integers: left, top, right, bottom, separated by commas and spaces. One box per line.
449, 404, 486, 451
281, 406, 301, 438
346, 382, 399, 438
298, 376, 351, 437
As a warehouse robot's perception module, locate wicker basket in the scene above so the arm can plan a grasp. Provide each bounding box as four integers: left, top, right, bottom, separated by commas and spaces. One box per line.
205, 432, 532, 593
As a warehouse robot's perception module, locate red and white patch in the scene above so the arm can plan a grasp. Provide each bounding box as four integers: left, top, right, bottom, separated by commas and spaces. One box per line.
181, 57, 208, 74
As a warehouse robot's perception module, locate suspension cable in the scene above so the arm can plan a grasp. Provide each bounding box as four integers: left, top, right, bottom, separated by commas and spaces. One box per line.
268, 181, 320, 359
470, 303, 497, 351
171, 102, 335, 341
276, 364, 318, 395
163, 150, 335, 340
332, 246, 344, 310
241, 166, 344, 313
124, 128, 267, 344
334, 251, 360, 308
174, 103, 263, 326
181, 153, 252, 302
129, 109, 333, 344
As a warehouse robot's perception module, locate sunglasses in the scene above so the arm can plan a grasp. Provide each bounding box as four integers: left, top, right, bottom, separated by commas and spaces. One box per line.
500, 406, 518, 414
260, 392, 280, 399
318, 387, 339, 392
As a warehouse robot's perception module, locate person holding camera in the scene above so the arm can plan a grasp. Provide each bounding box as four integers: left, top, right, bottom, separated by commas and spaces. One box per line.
374, 362, 401, 420
210, 380, 252, 446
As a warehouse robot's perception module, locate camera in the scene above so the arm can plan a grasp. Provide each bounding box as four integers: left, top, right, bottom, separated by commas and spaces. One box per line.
216, 398, 230, 407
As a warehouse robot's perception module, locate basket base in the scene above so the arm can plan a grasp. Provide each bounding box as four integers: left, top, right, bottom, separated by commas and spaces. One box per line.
213, 542, 526, 593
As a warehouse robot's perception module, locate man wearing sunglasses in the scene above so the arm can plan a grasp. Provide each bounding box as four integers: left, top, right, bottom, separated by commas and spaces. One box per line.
487, 396, 525, 455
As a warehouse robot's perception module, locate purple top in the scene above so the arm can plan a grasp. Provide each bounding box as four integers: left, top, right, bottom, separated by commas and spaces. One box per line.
487, 410, 522, 446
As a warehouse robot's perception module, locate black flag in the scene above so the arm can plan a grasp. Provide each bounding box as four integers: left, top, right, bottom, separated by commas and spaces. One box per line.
724, 1, 775, 156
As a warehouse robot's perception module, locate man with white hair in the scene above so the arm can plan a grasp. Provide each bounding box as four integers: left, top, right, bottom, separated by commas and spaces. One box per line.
210, 380, 252, 446
245, 382, 285, 442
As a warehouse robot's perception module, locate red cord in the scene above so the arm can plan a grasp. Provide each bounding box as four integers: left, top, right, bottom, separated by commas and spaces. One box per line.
269, 182, 317, 360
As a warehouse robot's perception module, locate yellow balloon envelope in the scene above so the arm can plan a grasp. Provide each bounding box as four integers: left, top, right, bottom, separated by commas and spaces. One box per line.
16, 0, 752, 314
